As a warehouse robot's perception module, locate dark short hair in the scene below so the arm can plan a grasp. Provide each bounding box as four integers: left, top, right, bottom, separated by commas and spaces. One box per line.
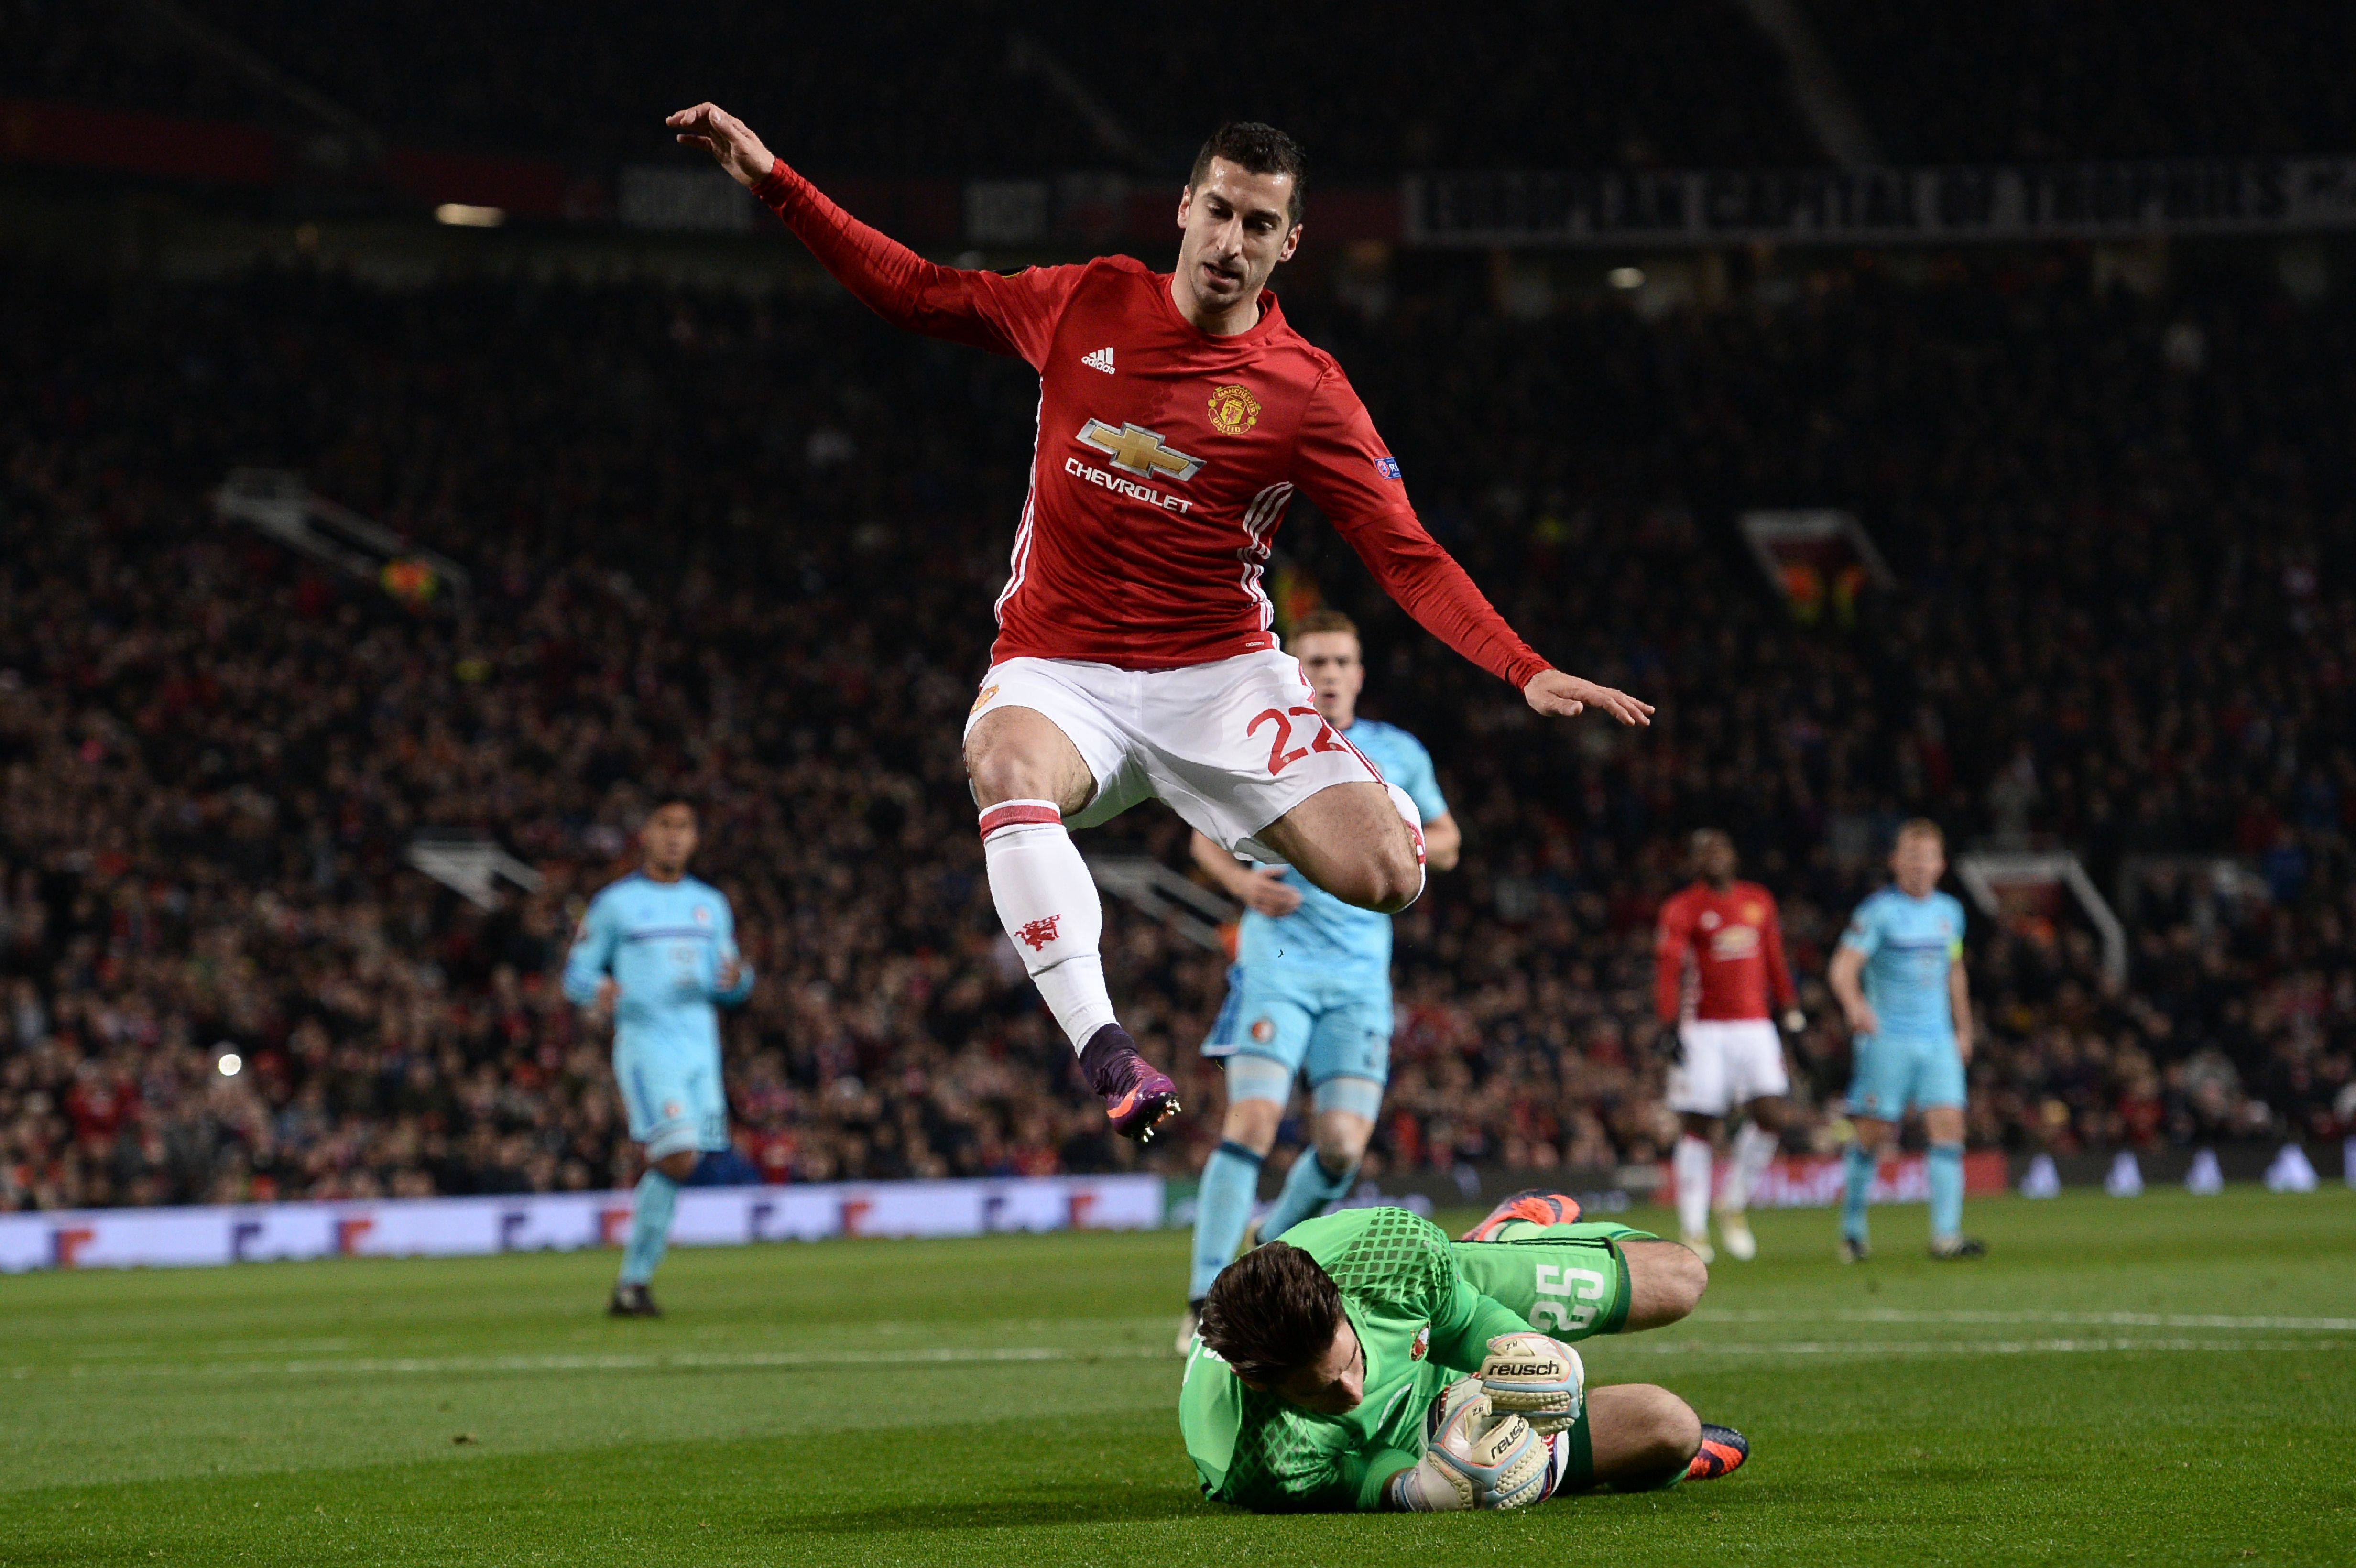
1188, 122, 1308, 227
1290, 608, 1359, 642
1198, 1241, 1343, 1385
646, 795, 698, 818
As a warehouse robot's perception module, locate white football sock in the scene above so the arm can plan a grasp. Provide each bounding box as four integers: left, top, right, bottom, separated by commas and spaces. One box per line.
981, 801, 1116, 1052
1674, 1134, 1715, 1239
1721, 1122, 1781, 1215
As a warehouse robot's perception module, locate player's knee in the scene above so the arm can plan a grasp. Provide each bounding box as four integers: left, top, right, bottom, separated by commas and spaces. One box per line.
1312, 1128, 1369, 1172
1221, 1097, 1281, 1154
962, 729, 1032, 806
963, 713, 1082, 811
1632, 1387, 1702, 1469
1354, 834, 1423, 913
1631, 1239, 1709, 1325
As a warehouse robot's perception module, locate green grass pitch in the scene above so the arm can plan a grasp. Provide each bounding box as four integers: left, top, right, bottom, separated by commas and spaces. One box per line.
3, 1186, 2350, 1567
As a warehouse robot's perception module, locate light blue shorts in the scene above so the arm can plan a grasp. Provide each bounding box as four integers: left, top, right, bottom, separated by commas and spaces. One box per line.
1202, 963, 1392, 1090
1846, 1033, 1966, 1118
615, 1037, 730, 1161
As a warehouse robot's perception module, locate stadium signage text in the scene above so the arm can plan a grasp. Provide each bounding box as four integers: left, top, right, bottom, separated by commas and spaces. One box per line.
0, 1175, 1165, 1273
1404, 157, 2356, 247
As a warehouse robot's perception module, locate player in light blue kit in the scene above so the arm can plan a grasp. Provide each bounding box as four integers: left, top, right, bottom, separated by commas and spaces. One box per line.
562, 797, 755, 1316
1178, 610, 1461, 1350
1827, 818, 1984, 1262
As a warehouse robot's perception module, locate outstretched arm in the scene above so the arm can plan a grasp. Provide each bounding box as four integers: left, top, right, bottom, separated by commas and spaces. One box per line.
666, 102, 1073, 363
1292, 371, 1652, 725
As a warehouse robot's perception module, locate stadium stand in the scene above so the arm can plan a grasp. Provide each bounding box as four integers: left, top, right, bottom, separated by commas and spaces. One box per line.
1804, 0, 2356, 163
2, 236, 2350, 1211
1, 0, 1817, 176
17, 0, 2356, 189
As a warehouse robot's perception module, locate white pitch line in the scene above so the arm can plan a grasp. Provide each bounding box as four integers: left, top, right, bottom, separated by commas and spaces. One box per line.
1693, 1309, 2356, 1333
7, 1336, 2347, 1383
3, 1345, 1170, 1380
1606, 1337, 2347, 1358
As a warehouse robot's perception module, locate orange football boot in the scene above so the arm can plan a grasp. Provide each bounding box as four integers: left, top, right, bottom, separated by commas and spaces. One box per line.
1459, 1188, 1583, 1241
1687, 1424, 1749, 1481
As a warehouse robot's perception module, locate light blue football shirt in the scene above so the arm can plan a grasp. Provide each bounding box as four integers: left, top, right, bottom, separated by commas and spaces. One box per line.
1235, 719, 1448, 978
561, 872, 753, 1054
1837, 886, 1966, 1043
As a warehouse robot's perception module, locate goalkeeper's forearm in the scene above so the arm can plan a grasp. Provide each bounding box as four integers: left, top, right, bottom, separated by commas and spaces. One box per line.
1371, 1460, 1419, 1511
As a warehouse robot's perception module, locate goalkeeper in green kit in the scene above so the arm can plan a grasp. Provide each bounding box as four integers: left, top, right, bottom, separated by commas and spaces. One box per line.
1179, 1194, 1749, 1512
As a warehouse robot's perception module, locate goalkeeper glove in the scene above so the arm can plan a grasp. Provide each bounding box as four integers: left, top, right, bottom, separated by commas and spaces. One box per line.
1477, 1331, 1585, 1435
1386, 1381, 1549, 1512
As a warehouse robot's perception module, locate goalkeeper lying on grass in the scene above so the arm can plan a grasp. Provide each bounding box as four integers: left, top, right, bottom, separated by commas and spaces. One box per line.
1179, 1193, 1749, 1511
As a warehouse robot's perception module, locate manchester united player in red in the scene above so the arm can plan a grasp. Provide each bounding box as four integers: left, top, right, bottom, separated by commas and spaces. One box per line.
669, 104, 1651, 1144
1653, 829, 1803, 1261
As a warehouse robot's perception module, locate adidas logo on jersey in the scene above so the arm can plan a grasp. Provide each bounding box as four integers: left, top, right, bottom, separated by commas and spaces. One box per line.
1081, 347, 1115, 374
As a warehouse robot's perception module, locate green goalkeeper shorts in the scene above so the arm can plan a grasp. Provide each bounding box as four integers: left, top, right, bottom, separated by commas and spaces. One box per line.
1448, 1220, 1656, 1341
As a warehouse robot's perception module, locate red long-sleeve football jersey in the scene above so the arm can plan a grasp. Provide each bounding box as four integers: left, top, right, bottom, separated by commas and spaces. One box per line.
1654, 880, 1798, 1023
753, 161, 1548, 686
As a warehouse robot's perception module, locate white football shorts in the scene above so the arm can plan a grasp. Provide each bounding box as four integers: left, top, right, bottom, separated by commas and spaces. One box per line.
1666, 1018, 1790, 1116
965, 649, 1396, 860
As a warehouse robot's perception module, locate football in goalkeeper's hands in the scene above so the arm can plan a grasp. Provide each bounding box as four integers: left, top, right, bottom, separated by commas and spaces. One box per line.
1405, 1380, 1548, 1511
1478, 1331, 1585, 1434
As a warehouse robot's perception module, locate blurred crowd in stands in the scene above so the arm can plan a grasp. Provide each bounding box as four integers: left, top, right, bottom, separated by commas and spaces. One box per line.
3, 232, 2353, 1210
10, 0, 2356, 176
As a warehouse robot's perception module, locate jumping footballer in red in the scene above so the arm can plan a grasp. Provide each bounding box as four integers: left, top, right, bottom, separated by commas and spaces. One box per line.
1653, 829, 1803, 1261
670, 106, 1652, 1143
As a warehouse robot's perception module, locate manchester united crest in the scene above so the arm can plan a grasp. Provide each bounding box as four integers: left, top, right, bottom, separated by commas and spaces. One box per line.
1207, 383, 1261, 436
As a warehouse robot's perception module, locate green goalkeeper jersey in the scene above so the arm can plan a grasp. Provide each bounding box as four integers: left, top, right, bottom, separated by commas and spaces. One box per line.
1179, 1207, 1548, 1512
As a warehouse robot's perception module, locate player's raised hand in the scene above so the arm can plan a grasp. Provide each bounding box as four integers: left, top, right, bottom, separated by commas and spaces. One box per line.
1239, 866, 1304, 917
1522, 669, 1654, 726
665, 103, 777, 189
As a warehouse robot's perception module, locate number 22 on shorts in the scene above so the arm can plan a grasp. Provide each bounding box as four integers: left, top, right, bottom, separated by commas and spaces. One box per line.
1248, 705, 1345, 775
1529, 1262, 1607, 1333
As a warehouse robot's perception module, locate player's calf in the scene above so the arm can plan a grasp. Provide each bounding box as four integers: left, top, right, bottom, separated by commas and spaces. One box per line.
1584, 1383, 1702, 1492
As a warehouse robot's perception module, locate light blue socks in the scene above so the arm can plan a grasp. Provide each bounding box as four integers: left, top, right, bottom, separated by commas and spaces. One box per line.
1262, 1151, 1360, 1243
1189, 1141, 1264, 1301
619, 1167, 680, 1286
1840, 1143, 1875, 1243
1928, 1142, 1965, 1240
